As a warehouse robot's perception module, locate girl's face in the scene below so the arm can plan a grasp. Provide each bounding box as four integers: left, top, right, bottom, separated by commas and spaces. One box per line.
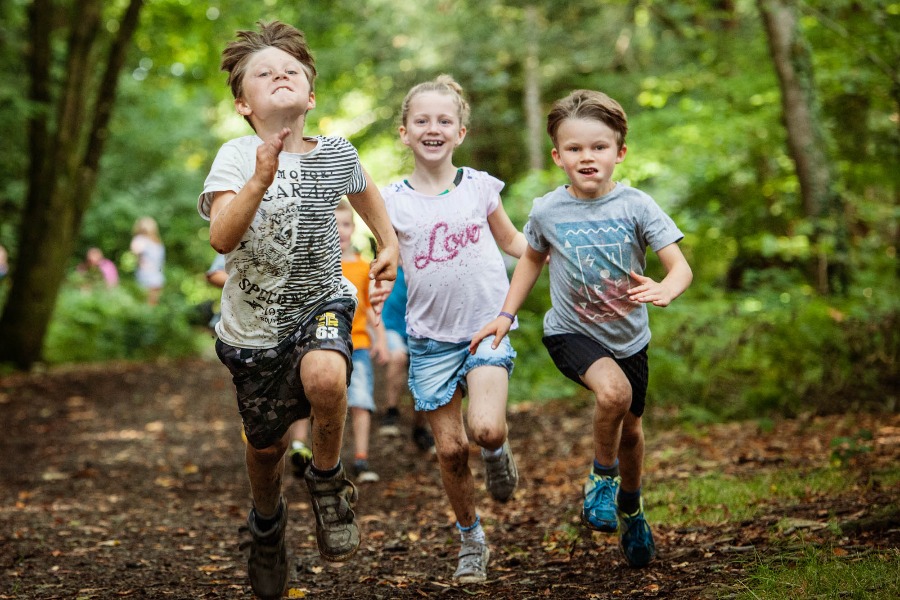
551, 117, 626, 200
399, 91, 466, 167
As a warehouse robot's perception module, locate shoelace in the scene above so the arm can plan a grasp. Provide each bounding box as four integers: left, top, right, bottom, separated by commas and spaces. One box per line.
585, 476, 616, 507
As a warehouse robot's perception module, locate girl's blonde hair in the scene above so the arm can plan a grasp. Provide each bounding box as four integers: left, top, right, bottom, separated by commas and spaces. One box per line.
400, 74, 471, 128
133, 216, 161, 242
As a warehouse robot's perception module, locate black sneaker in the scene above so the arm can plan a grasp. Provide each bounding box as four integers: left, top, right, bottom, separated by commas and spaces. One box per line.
412, 426, 436, 453
352, 458, 380, 483
378, 408, 401, 437
304, 466, 360, 561
238, 497, 289, 600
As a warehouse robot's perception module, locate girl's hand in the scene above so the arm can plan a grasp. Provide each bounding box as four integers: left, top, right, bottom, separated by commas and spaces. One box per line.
627, 270, 677, 307
369, 278, 395, 318
469, 317, 512, 354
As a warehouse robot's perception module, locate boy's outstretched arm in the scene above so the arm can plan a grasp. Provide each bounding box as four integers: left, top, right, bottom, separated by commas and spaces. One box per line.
469, 245, 548, 353
209, 128, 291, 253
627, 243, 692, 307
348, 168, 400, 313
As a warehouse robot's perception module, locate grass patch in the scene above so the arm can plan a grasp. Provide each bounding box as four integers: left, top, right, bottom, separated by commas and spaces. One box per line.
735, 546, 900, 599
648, 468, 865, 528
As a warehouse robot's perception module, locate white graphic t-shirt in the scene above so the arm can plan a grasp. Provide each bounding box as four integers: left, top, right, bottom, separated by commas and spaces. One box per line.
383, 167, 515, 343
198, 135, 366, 349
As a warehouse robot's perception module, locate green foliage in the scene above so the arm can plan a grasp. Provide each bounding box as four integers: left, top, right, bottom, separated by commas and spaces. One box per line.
649, 288, 899, 419
43, 277, 206, 365
736, 546, 900, 600
829, 430, 874, 466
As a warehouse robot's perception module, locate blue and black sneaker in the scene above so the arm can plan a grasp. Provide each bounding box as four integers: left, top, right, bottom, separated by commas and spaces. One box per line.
618, 501, 656, 568
582, 472, 620, 532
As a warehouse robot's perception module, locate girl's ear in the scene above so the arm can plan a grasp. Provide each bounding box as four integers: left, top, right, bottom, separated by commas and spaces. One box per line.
398, 125, 410, 147
455, 126, 467, 147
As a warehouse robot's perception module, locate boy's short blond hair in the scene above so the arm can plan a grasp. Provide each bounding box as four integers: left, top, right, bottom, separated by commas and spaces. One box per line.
220, 20, 317, 101
547, 90, 628, 149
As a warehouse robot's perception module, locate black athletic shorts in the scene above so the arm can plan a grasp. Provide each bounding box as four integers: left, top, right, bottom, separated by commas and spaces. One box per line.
542, 333, 649, 417
215, 298, 355, 449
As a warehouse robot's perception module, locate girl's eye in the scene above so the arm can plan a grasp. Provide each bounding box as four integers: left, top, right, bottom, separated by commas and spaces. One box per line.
258, 71, 271, 77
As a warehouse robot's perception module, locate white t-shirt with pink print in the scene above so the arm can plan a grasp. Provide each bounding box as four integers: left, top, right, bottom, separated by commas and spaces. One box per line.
382, 167, 517, 343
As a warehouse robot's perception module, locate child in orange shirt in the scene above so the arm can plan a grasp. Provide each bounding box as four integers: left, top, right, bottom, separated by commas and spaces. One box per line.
289, 199, 388, 482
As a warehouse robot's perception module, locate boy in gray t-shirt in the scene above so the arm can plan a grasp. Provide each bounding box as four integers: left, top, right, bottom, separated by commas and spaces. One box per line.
471, 89, 692, 568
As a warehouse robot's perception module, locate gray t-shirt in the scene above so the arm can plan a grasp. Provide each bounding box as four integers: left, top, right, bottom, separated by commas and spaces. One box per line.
198, 135, 366, 349
524, 183, 683, 358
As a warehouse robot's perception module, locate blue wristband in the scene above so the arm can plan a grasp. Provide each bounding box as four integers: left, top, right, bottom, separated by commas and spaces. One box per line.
498, 311, 515, 321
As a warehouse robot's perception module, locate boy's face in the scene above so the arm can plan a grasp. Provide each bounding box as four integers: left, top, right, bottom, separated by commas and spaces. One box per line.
235, 46, 315, 126
551, 118, 626, 200
399, 91, 466, 166
335, 208, 355, 253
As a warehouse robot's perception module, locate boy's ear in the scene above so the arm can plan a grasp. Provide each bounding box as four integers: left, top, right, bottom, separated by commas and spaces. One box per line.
235, 98, 252, 116
617, 143, 627, 163
551, 147, 563, 168
307, 91, 316, 111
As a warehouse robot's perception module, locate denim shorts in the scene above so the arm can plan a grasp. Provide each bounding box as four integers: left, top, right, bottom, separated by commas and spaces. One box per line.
348, 349, 375, 412
384, 329, 408, 354
215, 298, 355, 449
407, 335, 516, 412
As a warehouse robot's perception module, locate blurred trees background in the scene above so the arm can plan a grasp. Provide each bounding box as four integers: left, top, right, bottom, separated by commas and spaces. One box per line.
0, 0, 896, 417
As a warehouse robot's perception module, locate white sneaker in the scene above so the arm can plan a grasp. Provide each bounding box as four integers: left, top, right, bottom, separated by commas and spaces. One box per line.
452, 539, 490, 583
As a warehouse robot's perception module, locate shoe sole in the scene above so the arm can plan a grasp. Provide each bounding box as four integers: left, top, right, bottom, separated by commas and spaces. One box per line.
318, 543, 359, 563
581, 512, 618, 533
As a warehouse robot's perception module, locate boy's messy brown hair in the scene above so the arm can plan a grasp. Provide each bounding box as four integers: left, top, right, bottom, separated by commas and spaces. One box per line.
220, 20, 317, 101
546, 90, 628, 149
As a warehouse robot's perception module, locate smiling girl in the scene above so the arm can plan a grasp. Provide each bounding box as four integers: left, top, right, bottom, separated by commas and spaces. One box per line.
381, 75, 525, 584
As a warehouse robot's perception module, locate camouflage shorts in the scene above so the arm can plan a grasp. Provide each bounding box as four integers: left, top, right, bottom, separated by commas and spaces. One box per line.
215, 298, 355, 449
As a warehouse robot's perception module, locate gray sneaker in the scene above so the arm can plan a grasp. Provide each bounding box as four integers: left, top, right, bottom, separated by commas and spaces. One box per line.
452, 539, 490, 583
483, 439, 518, 502
238, 497, 289, 600
304, 466, 360, 561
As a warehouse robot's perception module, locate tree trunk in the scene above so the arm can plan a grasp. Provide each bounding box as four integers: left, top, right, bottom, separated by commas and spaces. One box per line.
523, 5, 544, 171
0, 0, 144, 369
757, 0, 845, 294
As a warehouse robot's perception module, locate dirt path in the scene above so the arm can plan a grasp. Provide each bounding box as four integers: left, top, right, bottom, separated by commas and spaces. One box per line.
1, 359, 897, 599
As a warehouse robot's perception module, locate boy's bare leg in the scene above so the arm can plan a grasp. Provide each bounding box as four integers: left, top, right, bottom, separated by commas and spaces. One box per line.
245, 434, 289, 516
618, 412, 644, 492
384, 349, 408, 413
301, 350, 349, 470
464, 365, 509, 451
582, 358, 632, 467
426, 390, 477, 526
350, 406, 371, 459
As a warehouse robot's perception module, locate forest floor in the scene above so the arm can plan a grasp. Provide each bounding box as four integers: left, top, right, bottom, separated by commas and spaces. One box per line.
1, 358, 898, 599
